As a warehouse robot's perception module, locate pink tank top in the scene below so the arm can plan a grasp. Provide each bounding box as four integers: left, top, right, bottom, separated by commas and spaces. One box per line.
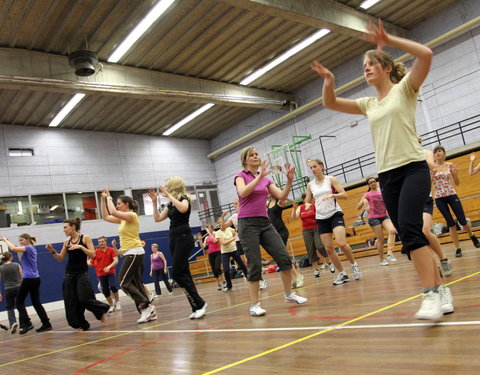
205, 234, 221, 254
433, 170, 456, 198
364, 190, 388, 219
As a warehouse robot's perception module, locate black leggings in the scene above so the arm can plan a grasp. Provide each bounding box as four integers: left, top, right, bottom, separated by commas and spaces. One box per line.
435, 194, 467, 228
378, 161, 430, 255
16, 278, 50, 329
208, 251, 222, 278
221, 251, 248, 289
170, 230, 205, 312
152, 269, 173, 295
63, 273, 109, 331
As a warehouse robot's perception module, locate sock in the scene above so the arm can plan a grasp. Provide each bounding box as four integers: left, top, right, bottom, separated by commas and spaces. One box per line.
440, 258, 448, 263
422, 286, 439, 293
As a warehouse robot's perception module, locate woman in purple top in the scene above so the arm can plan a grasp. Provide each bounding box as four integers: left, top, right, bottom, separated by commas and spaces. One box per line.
235, 146, 308, 316
149, 243, 173, 297
2, 233, 51, 334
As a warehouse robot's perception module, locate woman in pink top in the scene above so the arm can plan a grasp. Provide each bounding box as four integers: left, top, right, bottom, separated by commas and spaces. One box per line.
235, 146, 307, 316
357, 177, 397, 266
200, 225, 224, 291
433, 145, 480, 257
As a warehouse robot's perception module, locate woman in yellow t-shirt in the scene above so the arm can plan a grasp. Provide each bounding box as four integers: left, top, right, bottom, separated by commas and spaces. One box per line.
101, 188, 155, 324
311, 19, 452, 321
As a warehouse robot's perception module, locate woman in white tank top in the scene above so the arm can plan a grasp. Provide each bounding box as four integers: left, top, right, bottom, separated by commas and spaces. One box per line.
305, 159, 362, 285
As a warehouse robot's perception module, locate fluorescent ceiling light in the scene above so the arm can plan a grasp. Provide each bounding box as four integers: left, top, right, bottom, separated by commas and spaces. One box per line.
360, 0, 382, 9
163, 103, 215, 136
49, 93, 85, 127
240, 28, 330, 86
108, 0, 176, 63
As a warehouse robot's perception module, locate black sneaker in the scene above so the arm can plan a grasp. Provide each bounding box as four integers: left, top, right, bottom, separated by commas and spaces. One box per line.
0, 324, 8, 331
36, 324, 52, 333
19, 324, 34, 335
470, 235, 480, 248
455, 248, 462, 257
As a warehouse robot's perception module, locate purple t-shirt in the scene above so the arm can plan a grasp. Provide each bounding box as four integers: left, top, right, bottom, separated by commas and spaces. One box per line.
234, 169, 273, 218
21, 245, 39, 278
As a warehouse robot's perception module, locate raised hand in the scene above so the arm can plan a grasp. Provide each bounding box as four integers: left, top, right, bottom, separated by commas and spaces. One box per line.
111, 239, 117, 248
259, 159, 271, 179
158, 185, 169, 198
364, 19, 389, 52
449, 163, 458, 175
284, 163, 296, 181
147, 188, 158, 202
46, 244, 54, 253
470, 153, 477, 162
101, 187, 110, 198
311, 60, 334, 80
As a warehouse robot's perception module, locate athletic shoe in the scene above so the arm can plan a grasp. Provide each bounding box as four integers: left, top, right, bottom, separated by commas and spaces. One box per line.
313, 269, 320, 278
189, 312, 196, 319
249, 303, 266, 317
352, 264, 362, 280
380, 259, 389, 266
328, 262, 335, 273
223, 286, 231, 292
414, 290, 443, 320
470, 234, 480, 248
259, 279, 268, 290
10, 322, 18, 334
332, 272, 349, 285
168, 291, 173, 295
108, 305, 115, 313
19, 324, 34, 335
320, 263, 327, 270
217, 284, 222, 291
455, 248, 462, 257
0, 324, 7, 331
115, 302, 121, 311
193, 303, 208, 319
438, 285, 454, 314
295, 274, 304, 288
137, 305, 155, 323
148, 292, 155, 303
36, 324, 52, 333
439, 260, 454, 277
147, 309, 158, 321
285, 292, 308, 304
387, 254, 398, 262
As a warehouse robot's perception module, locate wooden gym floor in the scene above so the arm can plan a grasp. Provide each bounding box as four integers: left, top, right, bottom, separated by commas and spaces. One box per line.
1, 242, 479, 375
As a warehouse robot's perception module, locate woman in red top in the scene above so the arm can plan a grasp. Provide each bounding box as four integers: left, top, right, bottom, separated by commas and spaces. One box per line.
292, 193, 335, 277
199, 225, 225, 291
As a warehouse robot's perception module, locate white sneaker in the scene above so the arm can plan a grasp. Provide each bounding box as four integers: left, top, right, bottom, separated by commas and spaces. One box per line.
387, 254, 398, 262
249, 303, 266, 316
10, 322, 18, 334
295, 274, 304, 288
352, 263, 362, 280
380, 259, 389, 266
438, 285, 454, 314
313, 269, 320, 278
193, 303, 207, 319
108, 305, 115, 313
115, 302, 121, 311
259, 279, 268, 290
320, 263, 327, 270
328, 262, 335, 273
285, 292, 308, 304
414, 290, 443, 320
332, 272, 349, 285
189, 312, 196, 319
137, 305, 155, 323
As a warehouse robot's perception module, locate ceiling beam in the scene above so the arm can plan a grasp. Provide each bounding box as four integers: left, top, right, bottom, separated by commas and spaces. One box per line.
220, 0, 407, 38
0, 48, 293, 109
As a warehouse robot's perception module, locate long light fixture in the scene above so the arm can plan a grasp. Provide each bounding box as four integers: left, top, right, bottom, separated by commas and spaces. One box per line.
359, 0, 383, 9
49, 93, 85, 127
240, 28, 330, 86
162, 103, 215, 136
108, 0, 176, 63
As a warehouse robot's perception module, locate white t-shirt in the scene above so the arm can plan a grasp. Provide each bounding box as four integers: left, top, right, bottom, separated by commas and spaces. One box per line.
310, 176, 342, 220
228, 213, 240, 241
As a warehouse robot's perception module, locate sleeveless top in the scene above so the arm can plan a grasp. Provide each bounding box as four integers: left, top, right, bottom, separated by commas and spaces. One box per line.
433, 168, 456, 198
267, 201, 288, 234
310, 176, 342, 220
168, 195, 191, 235
299, 203, 317, 230
118, 212, 143, 253
66, 234, 88, 274
364, 190, 388, 219
205, 234, 221, 254
151, 253, 165, 271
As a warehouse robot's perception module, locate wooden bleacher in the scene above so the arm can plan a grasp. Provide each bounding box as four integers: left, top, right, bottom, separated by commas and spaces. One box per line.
190, 152, 480, 280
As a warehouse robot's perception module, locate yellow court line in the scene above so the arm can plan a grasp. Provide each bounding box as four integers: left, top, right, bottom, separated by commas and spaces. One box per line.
202, 270, 480, 375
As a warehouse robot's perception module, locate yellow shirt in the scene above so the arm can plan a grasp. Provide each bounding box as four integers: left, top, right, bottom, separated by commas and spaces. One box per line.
118, 213, 143, 253
356, 73, 425, 173
215, 228, 237, 254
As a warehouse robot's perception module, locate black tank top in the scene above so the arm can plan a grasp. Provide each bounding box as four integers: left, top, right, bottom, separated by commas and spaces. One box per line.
65, 234, 88, 274
268, 201, 288, 233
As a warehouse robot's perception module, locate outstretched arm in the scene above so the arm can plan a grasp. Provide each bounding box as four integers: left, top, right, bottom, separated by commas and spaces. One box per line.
469, 153, 480, 175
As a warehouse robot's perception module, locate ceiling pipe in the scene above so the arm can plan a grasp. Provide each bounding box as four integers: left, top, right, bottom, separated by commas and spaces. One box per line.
207, 15, 480, 159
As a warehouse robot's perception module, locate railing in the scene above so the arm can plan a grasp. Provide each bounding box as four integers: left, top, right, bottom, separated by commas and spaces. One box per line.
326, 113, 480, 184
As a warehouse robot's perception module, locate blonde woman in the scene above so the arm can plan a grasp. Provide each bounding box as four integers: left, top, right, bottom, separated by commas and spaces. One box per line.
148, 177, 207, 319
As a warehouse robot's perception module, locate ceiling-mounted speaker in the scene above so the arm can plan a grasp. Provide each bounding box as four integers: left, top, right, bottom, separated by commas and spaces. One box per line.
68, 50, 98, 77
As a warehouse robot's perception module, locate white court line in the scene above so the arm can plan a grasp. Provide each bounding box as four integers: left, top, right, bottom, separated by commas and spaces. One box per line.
50, 320, 480, 334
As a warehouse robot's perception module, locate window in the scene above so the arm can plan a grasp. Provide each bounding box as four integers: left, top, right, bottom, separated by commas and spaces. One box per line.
8, 148, 34, 156
186, 186, 198, 211
0, 196, 32, 227
30, 194, 67, 224
132, 189, 151, 216
65, 192, 98, 221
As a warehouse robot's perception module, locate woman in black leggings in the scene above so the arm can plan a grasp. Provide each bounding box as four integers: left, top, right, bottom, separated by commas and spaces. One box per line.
149, 176, 207, 319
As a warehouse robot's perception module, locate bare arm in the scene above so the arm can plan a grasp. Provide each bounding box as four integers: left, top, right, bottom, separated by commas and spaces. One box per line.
148, 189, 169, 222
1, 237, 26, 253
159, 185, 189, 213
268, 164, 295, 201
46, 241, 68, 262
100, 189, 121, 224
291, 202, 301, 219
449, 163, 460, 186
68, 235, 96, 259
304, 183, 313, 204
159, 252, 168, 270
469, 153, 480, 175
322, 177, 347, 201
235, 160, 272, 198
356, 195, 367, 211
